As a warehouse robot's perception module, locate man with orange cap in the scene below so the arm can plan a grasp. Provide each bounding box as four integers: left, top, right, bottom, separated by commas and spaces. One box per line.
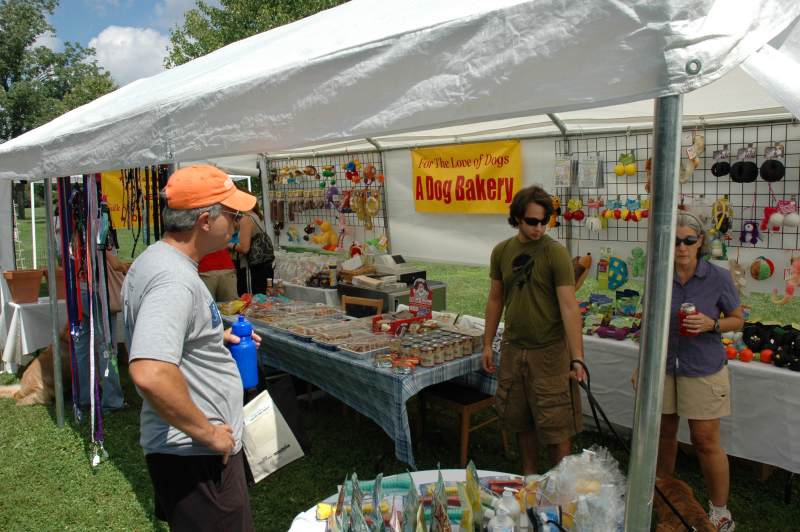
123, 165, 260, 531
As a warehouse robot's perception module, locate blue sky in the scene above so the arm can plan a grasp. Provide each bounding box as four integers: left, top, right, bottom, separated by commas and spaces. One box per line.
42, 0, 220, 86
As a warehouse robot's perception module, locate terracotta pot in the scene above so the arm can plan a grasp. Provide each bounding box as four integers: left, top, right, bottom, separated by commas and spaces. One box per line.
43, 268, 67, 300
3, 269, 44, 304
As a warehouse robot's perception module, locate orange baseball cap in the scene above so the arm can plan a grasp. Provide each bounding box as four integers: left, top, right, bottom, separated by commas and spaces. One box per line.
164, 165, 256, 212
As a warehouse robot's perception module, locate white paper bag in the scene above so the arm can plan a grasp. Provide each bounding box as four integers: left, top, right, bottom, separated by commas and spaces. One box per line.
242, 389, 305, 483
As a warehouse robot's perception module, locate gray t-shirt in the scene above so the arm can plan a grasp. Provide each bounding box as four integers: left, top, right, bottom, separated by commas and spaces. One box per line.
123, 241, 243, 456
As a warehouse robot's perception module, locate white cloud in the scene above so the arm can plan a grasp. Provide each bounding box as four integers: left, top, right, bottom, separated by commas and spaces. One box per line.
84, 0, 123, 15
33, 31, 62, 51
89, 26, 170, 86
153, 0, 221, 30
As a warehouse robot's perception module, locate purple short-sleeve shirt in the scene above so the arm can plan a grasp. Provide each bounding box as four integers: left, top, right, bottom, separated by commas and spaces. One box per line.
668, 260, 741, 377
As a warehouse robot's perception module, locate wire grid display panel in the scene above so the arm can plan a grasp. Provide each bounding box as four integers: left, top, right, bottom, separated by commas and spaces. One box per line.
267, 151, 388, 250
554, 121, 800, 251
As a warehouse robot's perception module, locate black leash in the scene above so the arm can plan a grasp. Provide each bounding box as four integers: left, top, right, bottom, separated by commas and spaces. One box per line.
571, 359, 697, 532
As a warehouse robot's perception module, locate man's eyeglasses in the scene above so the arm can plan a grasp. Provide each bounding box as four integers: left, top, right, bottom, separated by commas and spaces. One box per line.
675, 236, 699, 247
221, 209, 243, 222
522, 216, 547, 227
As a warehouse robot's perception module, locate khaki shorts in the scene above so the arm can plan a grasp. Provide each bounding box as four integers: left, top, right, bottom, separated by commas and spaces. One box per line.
199, 269, 238, 302
494, 340, 582, 444
662, 365, 731, 420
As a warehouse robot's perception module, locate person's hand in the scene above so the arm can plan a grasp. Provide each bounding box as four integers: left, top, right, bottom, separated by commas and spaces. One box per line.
225, 328, 262, 348
201, 423, 235, 464
631, 367, 638, 390
481, 346, 496, 374
682, 311, 714, 335
570, 360, 586, 383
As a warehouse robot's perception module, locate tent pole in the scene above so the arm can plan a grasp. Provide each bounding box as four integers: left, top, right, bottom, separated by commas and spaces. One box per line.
624, 94, 682, 531
30, 182, 37, 269
547, 113, 576, 255
43, 177, 64, 428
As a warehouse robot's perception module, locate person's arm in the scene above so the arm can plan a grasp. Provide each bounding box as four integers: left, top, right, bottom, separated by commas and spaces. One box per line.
231, 216, 254, 254
482, 279, 504, 373
681, 305, 744, 335
556, 284, 586, 382
129, 359, 235, 462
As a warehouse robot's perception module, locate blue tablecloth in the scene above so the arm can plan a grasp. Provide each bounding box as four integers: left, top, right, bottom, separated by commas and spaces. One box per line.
239, 320, 483, 468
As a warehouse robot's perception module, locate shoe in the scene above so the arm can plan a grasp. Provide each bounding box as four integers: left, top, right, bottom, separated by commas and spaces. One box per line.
709, 510, 735, 532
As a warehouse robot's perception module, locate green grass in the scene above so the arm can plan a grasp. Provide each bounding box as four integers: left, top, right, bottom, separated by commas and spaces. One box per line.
1, 260, 798, 531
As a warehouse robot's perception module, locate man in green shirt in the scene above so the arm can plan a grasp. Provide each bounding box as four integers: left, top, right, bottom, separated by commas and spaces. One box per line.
482, 185, 586, 476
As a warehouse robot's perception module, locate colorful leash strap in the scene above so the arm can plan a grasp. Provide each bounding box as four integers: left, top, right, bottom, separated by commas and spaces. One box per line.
84, 175, 107, 466
57, 177, 82, 422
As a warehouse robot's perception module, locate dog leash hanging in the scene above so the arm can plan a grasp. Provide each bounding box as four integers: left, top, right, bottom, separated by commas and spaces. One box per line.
151, 165, 161, 240
94, 178, 115, 379
57, 177, 83, 422
144, 166, 151, 246
84, 175, 107, 467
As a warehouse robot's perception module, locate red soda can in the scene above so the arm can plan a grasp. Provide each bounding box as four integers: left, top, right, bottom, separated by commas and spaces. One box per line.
679, 302, 698, 336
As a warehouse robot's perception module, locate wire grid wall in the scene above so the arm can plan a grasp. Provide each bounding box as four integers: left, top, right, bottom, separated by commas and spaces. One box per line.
554, 120, 800, 252
266, 151, 389, 251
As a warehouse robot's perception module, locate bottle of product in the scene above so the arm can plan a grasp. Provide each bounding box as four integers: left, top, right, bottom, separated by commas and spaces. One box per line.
488, 506, 515, 532
328, 263, 338, 288
501, 488, 522, 529
229, 315, 259, 390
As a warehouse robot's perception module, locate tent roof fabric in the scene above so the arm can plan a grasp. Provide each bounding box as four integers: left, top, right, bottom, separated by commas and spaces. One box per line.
0, 0, 798, 179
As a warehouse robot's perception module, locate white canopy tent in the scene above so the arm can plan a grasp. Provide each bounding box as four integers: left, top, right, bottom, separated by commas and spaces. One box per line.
0, 0, 798, 178
1, 1, 799, 529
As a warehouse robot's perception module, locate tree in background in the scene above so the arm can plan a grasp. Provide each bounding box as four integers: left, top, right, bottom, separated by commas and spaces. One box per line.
0, 0, 116, 218
165, 0, 348, 68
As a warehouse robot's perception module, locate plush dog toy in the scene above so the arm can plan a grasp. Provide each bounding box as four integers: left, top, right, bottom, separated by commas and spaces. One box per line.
772, 256, 800, 306
311, 219, 339, 251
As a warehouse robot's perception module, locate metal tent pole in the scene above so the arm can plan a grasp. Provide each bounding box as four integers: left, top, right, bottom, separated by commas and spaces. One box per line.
30, 182, 37, 269
624, 94, 683, 531
43, 177, 64, 427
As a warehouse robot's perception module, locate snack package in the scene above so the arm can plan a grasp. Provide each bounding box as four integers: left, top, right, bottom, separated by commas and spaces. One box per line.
465, 461, 483, 526
335, 477, 347, 517
351, 473, 364, 517
351, 499, 370, 532
372, 473, 384, 527
457, 484, 474, 531
431, 470, 452, 532
415, 504, 426, 532
403, 477, 420, 532
533, 446, 626, 531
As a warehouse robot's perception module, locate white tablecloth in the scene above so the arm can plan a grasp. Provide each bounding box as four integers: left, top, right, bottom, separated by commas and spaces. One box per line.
282, 282, 340, 307
582, 335, 800, 474
1, 298, 67, 373
289, 469, 518, 531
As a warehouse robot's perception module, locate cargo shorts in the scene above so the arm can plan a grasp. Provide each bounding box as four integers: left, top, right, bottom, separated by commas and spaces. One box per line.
494, 339, 582, 443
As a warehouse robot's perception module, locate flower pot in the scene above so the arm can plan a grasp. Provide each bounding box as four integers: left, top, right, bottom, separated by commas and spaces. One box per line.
3, 269, 44, 304
43, 268, 67, 300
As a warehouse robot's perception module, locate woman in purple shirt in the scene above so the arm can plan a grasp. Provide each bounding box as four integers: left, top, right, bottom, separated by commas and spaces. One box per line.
659, 210, 744, 531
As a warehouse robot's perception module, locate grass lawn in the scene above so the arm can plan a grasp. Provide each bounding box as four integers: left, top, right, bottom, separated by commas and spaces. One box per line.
3, 222, 799, 530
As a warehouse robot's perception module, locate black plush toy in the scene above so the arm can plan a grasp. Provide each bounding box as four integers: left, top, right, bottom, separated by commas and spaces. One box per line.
773, 329, 799, 369
742, 323, 769, 352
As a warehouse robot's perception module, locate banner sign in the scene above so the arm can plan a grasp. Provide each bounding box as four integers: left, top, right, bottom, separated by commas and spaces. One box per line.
100, 170, 155, 228
412, 140, 522, 214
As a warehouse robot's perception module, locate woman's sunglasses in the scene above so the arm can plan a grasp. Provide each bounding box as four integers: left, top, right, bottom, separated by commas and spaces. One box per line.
522, 216, 547, 227
675, 236, 699, 247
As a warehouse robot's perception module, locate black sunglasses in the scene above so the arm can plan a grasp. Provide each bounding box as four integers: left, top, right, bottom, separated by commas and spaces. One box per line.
675, 236, 699, 247
522, 216, 547, 227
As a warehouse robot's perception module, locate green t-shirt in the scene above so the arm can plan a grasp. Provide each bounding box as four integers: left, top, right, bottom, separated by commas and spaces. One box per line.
489, 234, 575, 348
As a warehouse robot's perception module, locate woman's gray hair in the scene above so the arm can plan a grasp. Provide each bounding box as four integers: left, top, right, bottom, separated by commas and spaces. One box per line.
676, 209, 710, 258
160, 190, 223, 233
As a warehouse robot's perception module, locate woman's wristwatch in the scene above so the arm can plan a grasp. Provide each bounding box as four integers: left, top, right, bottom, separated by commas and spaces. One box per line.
713, 319, 721, 333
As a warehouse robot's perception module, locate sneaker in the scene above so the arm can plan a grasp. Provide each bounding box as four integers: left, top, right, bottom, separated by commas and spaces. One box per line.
709, 510, 735, 532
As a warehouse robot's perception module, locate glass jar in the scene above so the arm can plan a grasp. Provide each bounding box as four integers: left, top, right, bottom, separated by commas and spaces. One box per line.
420, 346, 435, 368
461, 337, 473, 356
431, 343, 445, 365
442, 340, 455, 362
449, 339, 462, 359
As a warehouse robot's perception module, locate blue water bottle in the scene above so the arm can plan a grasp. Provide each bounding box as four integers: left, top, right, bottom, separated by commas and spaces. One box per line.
229, 315, 259, 390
